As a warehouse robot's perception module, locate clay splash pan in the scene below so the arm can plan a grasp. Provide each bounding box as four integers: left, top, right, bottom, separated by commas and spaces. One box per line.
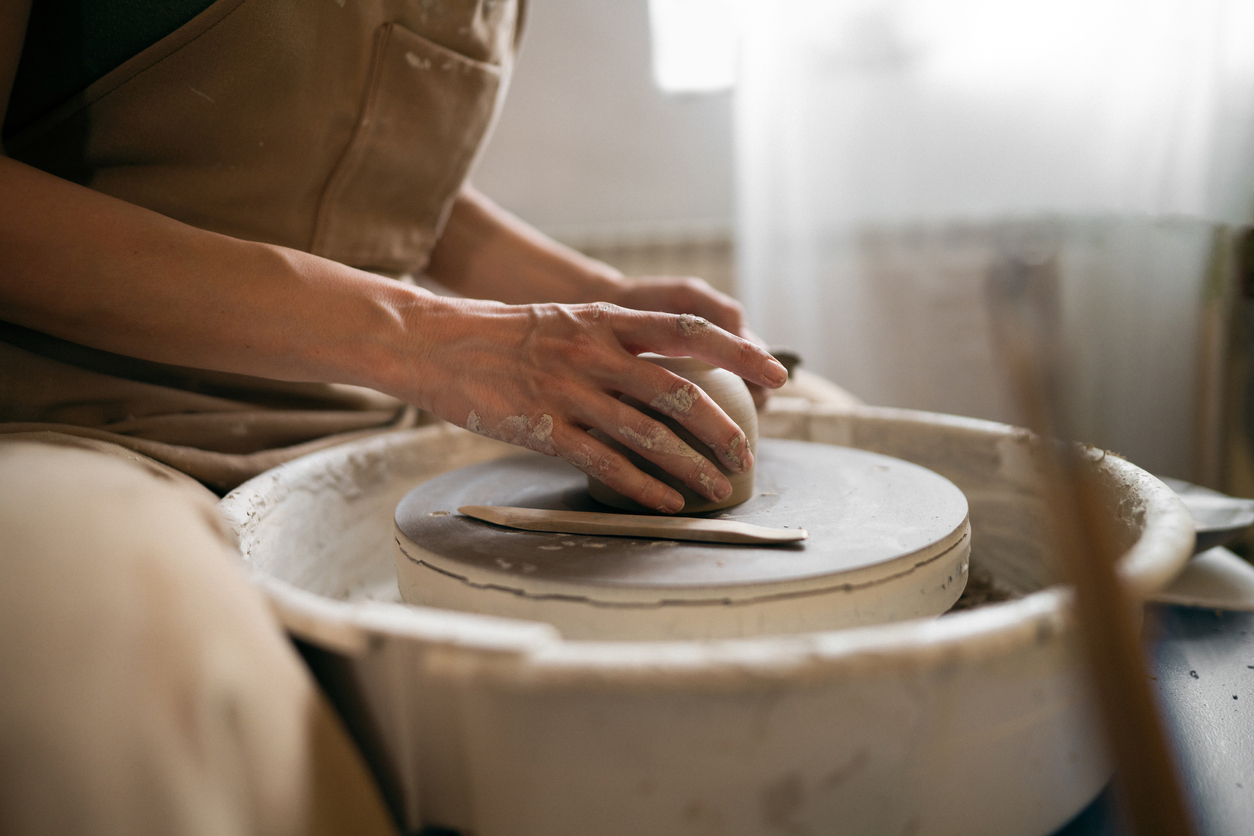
221, 412, 1196, 836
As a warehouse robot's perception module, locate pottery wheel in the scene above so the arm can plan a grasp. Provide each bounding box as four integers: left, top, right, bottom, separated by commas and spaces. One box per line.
394, 438, 971, 639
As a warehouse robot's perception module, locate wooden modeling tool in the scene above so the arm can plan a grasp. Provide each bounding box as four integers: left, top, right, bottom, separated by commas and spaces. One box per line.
458, 505, 808, 545
988, 243, 1198, 836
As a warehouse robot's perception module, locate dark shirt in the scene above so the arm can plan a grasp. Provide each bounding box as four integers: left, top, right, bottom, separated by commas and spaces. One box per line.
4, 0, 215, 138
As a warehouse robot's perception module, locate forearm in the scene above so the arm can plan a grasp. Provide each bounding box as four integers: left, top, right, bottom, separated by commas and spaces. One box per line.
0, 156, 431, 395
425, 185, 625, 304
0, 158, 786, 511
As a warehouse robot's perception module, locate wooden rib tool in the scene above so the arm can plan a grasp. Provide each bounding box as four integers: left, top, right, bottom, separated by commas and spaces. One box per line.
458, 506, 807, 545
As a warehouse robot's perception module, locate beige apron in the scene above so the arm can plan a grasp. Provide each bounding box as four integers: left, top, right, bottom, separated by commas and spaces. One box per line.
1, 0, 523, 491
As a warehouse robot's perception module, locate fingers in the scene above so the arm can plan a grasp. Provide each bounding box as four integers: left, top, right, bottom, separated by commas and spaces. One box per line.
739, 323, 769, 351
460, 395, 692, 513
608, 359, 754, 475
613, 276, 748, 337
572, 394, 735, 505
589, 283, 772, 402
563, 303, 768, 471
552, 424, 687, 514
659, 277, 747, 336
741, 326, 773, 409
436, 299, 777, 514
611, 308, 788, 391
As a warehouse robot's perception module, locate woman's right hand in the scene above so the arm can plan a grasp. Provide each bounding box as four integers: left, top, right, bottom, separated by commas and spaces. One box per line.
398, 296, 789, 514
0, 151, 785, 515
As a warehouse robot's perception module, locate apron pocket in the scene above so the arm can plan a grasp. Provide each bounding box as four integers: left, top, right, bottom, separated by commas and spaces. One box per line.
312, 22, 503, 273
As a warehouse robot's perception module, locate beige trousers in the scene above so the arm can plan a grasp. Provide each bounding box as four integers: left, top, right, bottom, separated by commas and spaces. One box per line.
0, 436, 394, 836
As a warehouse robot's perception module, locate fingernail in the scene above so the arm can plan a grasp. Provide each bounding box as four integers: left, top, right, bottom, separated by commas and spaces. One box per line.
741, 446, 755, 472
660, 491, 685, 514
714, 478, 733, 501
765, 360, 788, 386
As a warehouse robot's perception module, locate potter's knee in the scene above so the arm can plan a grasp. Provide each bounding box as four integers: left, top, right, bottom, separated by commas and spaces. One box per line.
0, 440, 317, 836
0, 439, 235, 576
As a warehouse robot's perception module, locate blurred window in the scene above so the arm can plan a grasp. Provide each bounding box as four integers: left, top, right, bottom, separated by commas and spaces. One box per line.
647, 0, 739, 93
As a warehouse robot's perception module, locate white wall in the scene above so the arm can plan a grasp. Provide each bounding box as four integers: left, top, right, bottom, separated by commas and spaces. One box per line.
471, 0, 736, 243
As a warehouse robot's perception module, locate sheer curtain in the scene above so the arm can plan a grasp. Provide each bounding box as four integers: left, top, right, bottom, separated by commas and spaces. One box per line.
735, 0, 1254, 477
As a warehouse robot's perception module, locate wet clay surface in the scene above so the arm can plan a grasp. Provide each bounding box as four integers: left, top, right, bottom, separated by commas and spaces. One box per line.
395, 438, 969, 591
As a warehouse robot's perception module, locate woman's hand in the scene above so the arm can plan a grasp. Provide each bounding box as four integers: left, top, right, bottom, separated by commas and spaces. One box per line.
426, 189, 778, 408
0, 157, 784, 513
405, 296, 788, 514
600, 276, 775, 407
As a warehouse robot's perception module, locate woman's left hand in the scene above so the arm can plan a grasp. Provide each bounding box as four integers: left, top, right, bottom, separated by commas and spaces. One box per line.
426, 189, 775, 406
603, 276, 774, 407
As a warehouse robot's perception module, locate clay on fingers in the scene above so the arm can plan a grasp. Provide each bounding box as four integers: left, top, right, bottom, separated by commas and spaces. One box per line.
558, 433, 685, 514
609, 413, 733, 504
587, 356, 758, 515
627, 368, 751, 475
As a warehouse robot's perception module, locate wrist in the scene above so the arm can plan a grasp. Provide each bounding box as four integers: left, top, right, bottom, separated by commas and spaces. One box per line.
357, 282, 453, 409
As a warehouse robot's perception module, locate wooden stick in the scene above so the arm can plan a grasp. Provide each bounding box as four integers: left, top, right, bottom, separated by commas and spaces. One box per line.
458, 505, 808, 545
987, 246, 1197, 836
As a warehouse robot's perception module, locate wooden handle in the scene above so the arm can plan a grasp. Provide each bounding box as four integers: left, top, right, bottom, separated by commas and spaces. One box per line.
458, 506, 808, 545
988, 248, 1197, 836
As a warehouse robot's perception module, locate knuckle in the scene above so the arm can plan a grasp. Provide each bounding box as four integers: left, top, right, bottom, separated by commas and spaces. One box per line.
649, 381, 699, 417
633, 476, 669, 509
619, 415, 668, 453
560, 305, 596, 336
596, 450, 627, 481
559, 440, 595, 471
639, 413, 668, 439
675, 312, 711, 339
581, 301, 620, 323
684, 452, 714, 483
679, 276, 708, 295
538, 302, 573, 328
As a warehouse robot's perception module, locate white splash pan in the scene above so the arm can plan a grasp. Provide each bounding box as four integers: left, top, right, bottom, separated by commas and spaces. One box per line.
220, 402, 1194, 836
